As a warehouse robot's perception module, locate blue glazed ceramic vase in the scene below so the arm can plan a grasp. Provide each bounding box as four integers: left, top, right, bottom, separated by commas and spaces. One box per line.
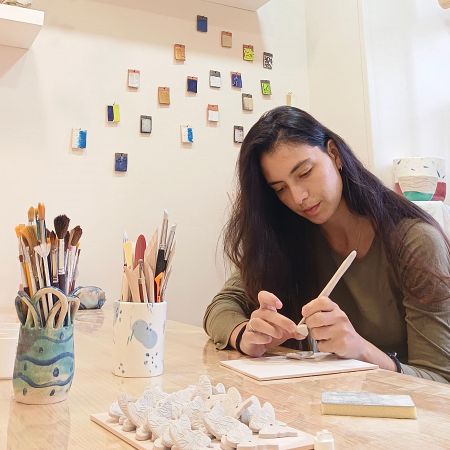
13, 324, 74, 404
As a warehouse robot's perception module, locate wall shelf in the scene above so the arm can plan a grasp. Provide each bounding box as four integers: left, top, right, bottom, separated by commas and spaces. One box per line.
0, 4, 44, 49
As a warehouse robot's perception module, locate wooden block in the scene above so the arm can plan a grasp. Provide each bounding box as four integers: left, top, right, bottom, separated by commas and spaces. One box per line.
321, 392, 417, 419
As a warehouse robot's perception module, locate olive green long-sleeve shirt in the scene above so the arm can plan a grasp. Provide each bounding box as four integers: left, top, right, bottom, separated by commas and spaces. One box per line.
203, 220, 450, 383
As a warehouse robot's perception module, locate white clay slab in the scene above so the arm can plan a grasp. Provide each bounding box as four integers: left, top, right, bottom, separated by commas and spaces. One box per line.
90, 413, 315, 450
220, 354, 378, 381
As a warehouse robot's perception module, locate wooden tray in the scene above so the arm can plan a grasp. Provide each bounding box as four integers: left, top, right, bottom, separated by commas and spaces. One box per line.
91, 412, 315, 450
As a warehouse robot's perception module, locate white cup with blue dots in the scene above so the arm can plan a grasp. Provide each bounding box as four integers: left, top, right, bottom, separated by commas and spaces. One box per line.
112, 301, 167, 377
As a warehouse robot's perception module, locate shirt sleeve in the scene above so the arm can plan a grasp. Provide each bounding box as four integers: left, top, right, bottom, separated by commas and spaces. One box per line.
398, 221, 450, 383
202, 272, 254, 349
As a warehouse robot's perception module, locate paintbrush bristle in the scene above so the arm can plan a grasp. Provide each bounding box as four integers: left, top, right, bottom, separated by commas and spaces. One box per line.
38, 203, 45, 220
49, 231, 57, 249
15, 224, 25, 238
21, 225, 38, 249
70, 226, 83, 247
27, 207, 35, 223
54, 214, 70, 239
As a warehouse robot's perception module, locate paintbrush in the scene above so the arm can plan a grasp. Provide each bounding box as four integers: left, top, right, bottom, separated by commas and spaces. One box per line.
20, 226, 40, 288
64, 231, 70, 274
21, 225, 48, 318
159, 265, 172, 302
122, 232, 132, 301
37, 203, 47, 244
164, 224, 176, 266
70, 248, 81, 293
14, 225, 30, 296
49, 231, 58, 285
155, 210, 168, 277
54, 215, 70, 293
34, 235, 53, 316
165, 240, 176, 274
27, 206, 35, 227
66, 226, 82, 294
17, 225, 36, 295
138, 259, 148, 302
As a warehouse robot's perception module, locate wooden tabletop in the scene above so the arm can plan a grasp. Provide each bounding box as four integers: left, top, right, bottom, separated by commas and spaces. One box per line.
1, 305, 450, 449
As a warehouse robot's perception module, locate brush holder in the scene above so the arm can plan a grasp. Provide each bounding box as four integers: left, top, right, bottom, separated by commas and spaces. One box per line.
13, 323, 74, 404
12, 287, 77, 404
112, 301, 167, 377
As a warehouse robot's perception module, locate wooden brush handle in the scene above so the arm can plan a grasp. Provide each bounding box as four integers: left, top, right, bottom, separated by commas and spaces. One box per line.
58, 273, 66, 294
121, 270, 130, 301
125, 267, 140, 302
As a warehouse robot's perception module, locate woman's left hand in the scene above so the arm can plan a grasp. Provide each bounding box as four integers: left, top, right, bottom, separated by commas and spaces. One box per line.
301, 295, 367, 359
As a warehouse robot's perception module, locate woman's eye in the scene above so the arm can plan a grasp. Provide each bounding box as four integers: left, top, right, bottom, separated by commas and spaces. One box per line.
274, 186, 285, 194
300, 168, 312, 178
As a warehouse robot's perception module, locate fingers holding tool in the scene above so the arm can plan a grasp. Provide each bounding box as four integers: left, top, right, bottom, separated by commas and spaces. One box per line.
239, 291, 306, 357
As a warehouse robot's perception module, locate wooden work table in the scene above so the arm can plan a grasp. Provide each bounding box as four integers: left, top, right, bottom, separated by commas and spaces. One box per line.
1, 305, 450, 449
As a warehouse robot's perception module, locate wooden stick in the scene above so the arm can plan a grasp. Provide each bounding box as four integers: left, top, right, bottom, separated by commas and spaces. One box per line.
298, 250, 357, 327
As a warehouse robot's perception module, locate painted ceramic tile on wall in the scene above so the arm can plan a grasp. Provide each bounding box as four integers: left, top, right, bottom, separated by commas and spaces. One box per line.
127, 69, 140, 89
263, 52, 273, 69
221, 31, 232, 47
231, 72, 242, 88
140, 116, 152, 134
197, 15, 207, 32
115, 153, 128, 172
181, 125, 193, 143
174, 43, 186, 61
207, 104, 219, 122
71, 128, 87, 149
242, 93, 253, 111
261, 80, 272, 95
234, 125, 244, 143
209, 70, 221, 88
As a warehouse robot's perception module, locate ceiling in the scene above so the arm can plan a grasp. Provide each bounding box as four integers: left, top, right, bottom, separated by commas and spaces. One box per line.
202, 0, 271, 11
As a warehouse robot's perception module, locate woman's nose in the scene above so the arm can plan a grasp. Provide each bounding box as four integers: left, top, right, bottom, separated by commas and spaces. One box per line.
290, 185, 308, 206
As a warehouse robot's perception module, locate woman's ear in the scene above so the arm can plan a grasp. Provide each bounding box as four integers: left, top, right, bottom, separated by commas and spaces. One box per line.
326, 139, 342, 171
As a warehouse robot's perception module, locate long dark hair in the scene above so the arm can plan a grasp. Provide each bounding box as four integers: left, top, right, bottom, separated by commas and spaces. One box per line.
224, 106, 450, 320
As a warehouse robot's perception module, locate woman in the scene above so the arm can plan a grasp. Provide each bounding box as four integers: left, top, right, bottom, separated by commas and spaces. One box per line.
203, 106, 450, 383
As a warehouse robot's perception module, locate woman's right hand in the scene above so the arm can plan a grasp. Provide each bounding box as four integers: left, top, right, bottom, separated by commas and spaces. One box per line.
239, 290, 306, 357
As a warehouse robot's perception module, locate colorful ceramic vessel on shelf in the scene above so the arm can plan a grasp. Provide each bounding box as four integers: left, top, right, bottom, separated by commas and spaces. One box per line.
393, 157, 446, 201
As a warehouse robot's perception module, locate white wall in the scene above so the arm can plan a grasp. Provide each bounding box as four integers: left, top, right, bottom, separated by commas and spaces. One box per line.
304, 0, 373, 167
304, 0, 450, 192
362, 0, 450, 188
0, 0, 308, 325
